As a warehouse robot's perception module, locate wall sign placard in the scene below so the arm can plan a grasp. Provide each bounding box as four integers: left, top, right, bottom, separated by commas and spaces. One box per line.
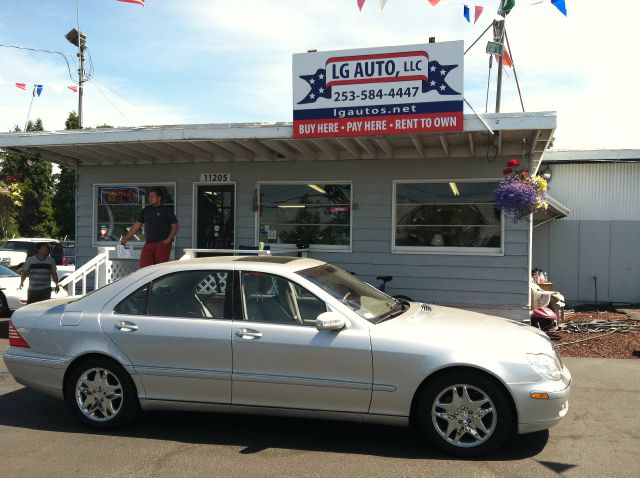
99, 186, 140, 205
292, 41, 463, 138
200, 173, 231, 182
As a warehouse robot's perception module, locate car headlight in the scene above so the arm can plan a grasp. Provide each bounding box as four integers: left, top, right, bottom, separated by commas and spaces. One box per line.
526, 353, 562, 381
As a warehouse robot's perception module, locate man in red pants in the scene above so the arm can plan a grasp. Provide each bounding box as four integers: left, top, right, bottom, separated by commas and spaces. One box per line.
121, 187, 179, 267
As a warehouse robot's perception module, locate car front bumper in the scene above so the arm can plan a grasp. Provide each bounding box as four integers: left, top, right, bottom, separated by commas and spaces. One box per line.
512, 363, 572, 434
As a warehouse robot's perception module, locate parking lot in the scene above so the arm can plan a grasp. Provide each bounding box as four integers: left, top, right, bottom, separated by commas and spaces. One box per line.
1, 329, 639, 477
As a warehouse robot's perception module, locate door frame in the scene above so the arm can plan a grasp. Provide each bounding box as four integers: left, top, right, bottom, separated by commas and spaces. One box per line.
191, 181, 237, 250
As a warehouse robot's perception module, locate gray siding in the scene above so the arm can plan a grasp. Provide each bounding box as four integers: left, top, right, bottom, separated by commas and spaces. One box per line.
534, 221, 640, 303
533, 161, 640, 303
76, 156, 532, 320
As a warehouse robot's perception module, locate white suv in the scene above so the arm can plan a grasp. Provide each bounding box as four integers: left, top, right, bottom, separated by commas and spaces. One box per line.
0, 238, 75, 279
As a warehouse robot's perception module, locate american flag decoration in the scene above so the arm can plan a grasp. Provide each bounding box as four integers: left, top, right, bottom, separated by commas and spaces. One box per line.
117, 0, 145, 6
422, 61, 460, 95
297, 69, 332, 104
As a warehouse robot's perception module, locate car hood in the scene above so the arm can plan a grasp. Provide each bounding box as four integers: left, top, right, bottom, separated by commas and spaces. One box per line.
375, 303, 553, 356
0, 251, 26, 264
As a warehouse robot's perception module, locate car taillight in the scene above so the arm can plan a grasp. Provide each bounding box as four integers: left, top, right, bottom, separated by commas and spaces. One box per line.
8, 321, 29, 348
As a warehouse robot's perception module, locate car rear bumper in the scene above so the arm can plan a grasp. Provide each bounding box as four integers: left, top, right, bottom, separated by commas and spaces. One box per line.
513, 364, 571, 434
3, 351, 67, 399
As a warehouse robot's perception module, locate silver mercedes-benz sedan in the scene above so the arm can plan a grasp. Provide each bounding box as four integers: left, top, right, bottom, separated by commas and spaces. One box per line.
3, 256, 570, 457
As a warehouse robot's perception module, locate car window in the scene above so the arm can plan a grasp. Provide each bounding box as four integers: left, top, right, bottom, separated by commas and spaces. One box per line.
114, 283, 149, 315
63, 247, 76, 264
50, 244, 64, 264
148, 270, 232, 319
0, 241, 37, 255
0, 264, 19, 277
240, 271, 325, 326
296, 264, 401, 323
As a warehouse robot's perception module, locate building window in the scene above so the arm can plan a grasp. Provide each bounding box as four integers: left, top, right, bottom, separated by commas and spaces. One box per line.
94, 184, 176, 245
258, 183, 351, 250
393, 181, 502, 253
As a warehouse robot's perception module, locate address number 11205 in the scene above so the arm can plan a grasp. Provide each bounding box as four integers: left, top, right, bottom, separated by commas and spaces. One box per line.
200, 173, 230, 182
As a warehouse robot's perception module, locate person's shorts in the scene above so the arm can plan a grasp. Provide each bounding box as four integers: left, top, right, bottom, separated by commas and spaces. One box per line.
27, 288, 52, 304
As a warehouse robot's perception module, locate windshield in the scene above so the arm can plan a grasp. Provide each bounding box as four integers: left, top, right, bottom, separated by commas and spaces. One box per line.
296, 264, 405, 323
0, 264, 19, 277
0, 241, 33, 252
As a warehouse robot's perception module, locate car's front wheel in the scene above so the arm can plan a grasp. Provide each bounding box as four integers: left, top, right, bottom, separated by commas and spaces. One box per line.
65, 357, 138, 429
416, 371, 513, 457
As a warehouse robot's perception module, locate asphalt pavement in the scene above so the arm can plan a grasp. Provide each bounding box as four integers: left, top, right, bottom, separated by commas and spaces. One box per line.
0, 329, 639, 478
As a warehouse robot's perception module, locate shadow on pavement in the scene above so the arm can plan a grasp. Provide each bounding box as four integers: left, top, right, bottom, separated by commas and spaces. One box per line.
0, 387, 549, 460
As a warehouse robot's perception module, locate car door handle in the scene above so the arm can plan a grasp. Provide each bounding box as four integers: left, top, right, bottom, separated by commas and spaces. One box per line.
115, 321, 138, 332
235, 328, 262, 339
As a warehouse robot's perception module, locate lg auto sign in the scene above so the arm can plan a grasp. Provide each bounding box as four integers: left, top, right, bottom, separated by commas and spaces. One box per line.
292, 41, 464, 138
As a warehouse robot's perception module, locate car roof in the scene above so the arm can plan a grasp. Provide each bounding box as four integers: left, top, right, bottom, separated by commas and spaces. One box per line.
156, 255, 326, 272
7, 238, 60, 243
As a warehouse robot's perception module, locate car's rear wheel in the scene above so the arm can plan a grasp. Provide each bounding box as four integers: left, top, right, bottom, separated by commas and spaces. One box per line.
65, 357, 138, 429
416, 371, 513, 457
0, 292, 9, 317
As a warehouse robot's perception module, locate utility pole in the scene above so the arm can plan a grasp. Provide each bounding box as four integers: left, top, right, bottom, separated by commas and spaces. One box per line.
64, 28, 86, 128
494, 0, 507, 113
78, 41, 85, 127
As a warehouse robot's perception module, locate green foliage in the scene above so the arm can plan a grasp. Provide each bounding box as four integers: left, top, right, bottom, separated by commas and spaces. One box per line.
53, 111, 81, 239
0, 118, 58, 238
65, 111, 81, 130
54, 165, 76, 239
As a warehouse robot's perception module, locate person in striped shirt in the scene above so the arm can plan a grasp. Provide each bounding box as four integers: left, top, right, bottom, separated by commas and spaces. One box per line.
19, 242, 60, 304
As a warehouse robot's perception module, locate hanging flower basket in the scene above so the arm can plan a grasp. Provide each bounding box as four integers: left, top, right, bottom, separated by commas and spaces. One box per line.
495, 159, 548, 222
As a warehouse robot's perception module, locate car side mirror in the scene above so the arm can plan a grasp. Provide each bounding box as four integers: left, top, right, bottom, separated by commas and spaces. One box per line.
316, 311, 346, 331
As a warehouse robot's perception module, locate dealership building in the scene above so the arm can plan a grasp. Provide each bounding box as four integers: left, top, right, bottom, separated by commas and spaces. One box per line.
0, 41, 566, 320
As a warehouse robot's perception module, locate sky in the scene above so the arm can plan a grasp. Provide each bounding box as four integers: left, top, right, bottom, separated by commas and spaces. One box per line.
0, 0, 637, 150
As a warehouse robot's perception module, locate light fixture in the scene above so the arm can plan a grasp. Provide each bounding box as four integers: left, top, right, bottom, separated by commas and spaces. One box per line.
65, 28, 86, 48
278, 205, 305, 208
540, 166, 552, 181
448, 182, 460, 196
308, 184, 326, 194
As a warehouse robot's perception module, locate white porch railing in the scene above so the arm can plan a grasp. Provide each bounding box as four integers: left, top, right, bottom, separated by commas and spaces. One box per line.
180, 248, 311, 259
59, 247, 139, 296
59, 247, 309, 296
59, 247, 113, 296
180, 248, 272, 260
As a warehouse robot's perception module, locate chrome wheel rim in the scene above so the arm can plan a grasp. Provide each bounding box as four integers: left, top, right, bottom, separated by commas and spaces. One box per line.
75, 367, 123, 422
431, 384, 497, 448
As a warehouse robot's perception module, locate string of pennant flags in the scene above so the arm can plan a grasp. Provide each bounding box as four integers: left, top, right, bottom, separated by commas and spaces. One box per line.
357, 0, 567, 17
8, 81, 78, 95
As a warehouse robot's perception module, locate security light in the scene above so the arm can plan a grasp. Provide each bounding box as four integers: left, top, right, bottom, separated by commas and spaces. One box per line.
65, 29, 86, 48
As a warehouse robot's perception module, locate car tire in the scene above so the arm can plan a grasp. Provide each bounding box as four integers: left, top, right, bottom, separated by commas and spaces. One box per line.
416, 371, 513, 457
0, 292, 9, 317
65, 357, 139, 430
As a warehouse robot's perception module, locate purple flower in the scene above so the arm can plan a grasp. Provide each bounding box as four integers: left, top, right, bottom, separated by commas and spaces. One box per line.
495, 177, 547, 222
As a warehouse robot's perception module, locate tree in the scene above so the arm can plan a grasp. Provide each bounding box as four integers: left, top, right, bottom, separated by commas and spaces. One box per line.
0, 119, 58, 237
53, 112, 81, 239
